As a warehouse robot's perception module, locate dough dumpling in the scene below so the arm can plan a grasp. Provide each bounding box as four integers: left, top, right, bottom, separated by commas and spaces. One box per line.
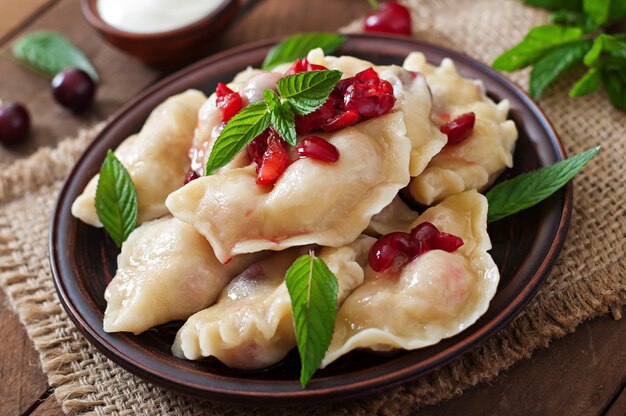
366, 196, 419, 237
172, 236, 375, 369
403, 53, 518, 205
103, 217, 261, 334
71, 89, 206, 227
322, 190, 499, 367
167, 111, 411, 263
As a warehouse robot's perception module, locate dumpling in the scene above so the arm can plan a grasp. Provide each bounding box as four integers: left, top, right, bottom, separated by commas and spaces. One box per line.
322, 190, 499, 367
306, 49, 447, 176
172, 236, 375, 369
103, 217, 262, 334
403, 52, 518, 205
71, 89, 206, 227
366, 196, 419, 237
166, 111, 411, 263
190, 69, 283, 175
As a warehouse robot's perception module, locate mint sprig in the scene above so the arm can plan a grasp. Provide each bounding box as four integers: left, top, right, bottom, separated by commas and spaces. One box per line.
95, 150, 138, 247
262, 33, 346, 70
494, 2, 626, 110
205, 70, 342, 174
11, 31, 99, 82
264, 89, 297, 146
277, 70, 342, 115
486, 146, 600, 223
285, 253, 338, 388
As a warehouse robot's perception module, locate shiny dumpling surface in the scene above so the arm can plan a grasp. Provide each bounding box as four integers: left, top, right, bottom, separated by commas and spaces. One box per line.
172, 236, 374, 369
403, 52, 518, 205
103, 217, 261, 334
71, 89, 206, 227
322, 190, 499, 367
166, 111, 411, 263
366, 196, 419, 237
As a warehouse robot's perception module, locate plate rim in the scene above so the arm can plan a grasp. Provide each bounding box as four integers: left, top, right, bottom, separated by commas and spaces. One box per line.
49, 33, 572, 405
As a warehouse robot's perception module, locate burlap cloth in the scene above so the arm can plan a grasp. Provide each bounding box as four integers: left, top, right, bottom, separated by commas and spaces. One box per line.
1, 1, 624, 414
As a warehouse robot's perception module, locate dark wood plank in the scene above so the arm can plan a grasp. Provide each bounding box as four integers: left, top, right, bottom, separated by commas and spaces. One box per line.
418, 314, 626, 416
30, 393, 62, 416
0, 0, 161, 164
0, 0, 57, 41
0, 290, 49, 416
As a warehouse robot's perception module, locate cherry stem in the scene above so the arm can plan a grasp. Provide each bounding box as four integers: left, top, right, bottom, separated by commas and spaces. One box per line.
367, 0, 379, 11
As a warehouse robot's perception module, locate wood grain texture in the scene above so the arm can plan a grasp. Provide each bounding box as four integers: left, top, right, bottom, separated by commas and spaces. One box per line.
420, 314, 626, 416
0, 291, 49, 416
0, 0, 56, 41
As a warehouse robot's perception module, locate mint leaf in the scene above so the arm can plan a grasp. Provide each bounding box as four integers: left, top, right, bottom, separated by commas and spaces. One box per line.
264, 89, 297, 146
262, 33, 346, 70
12, 31, 99, 82
285, 253, 338, 387
609, 0, 626, 21
95, 150, 138, 247
584, 34, 626, 66
486, 146, 600, 223
569, 68, 601, 96
492, 26, 583, 71
523, 0, 583, 11
601, 70, 626, 110
277, 70, 342, 115
529, 40, 592, 98
583, 0, 611, 25
205, 101, 270, 175
550, 10, 595, 32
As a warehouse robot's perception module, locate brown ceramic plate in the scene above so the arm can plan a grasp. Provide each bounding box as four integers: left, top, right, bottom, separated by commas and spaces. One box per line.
50, 34, 571, 406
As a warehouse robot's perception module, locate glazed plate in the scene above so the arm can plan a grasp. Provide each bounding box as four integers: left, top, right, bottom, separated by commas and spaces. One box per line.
50, 34, 571, 406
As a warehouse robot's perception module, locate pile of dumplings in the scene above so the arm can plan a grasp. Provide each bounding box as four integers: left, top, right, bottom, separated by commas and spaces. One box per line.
71, 48, 517, 371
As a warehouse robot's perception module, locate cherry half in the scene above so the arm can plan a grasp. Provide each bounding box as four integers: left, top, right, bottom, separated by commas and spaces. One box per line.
363, 1, 412, 36
440, 112, 476, 145
0, 101, 30, 145
51, 68, 96, 113
296, 136, 340, 162
369, 222, 464, 273
215, 82, 243, 123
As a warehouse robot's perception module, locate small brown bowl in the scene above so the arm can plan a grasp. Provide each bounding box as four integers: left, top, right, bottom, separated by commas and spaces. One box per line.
81, 0, 240, 68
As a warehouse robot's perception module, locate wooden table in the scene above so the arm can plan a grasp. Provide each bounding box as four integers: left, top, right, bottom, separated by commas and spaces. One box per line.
0, 1, 624, 415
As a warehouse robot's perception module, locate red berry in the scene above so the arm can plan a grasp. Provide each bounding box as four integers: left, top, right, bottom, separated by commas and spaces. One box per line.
215, 82, 243, 122
369, 232, 414, 273
344, 68, 395, 118
285, 58, 328, 75
322, 109, 360, 132
51, 68, 96, 113
295, 98, 337, 135
440, 112, 476, 145
296, 136, 339, 162
368, 221, 464, 273
0, 101, 30, 145
363, 1, 412, 35
256, 132, 291, 185
183, 169, 199, 185
247, 130, 270, 168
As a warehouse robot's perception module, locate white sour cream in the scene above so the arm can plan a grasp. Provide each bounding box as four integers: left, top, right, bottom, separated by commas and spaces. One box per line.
97, 0, 224, 34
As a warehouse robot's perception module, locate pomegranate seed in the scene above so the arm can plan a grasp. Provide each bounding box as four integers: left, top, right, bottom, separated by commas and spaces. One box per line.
322, 110, 360, 132
215, 82, 243, 122
363, 1, 412, 35
440, 112, 476, 145
369, 232, 414, 273
183, 169, 199, 185
256, 132, 291, 185
355, 67, 379, 84
295, 98, 337, 135
296, 136, 339, 162
368, 221, 464, 273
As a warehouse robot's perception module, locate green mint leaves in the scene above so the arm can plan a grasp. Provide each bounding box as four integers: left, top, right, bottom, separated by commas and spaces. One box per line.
262, 33, 346, 70
486, 146, 600, 223
205, 102, 271, 175
285, 253, 338, 387
12, 31, 99, 82
205, 70, 342, 174
495, 2, 626, 110
277, 70, 342, 115
95, 151, 138, 247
